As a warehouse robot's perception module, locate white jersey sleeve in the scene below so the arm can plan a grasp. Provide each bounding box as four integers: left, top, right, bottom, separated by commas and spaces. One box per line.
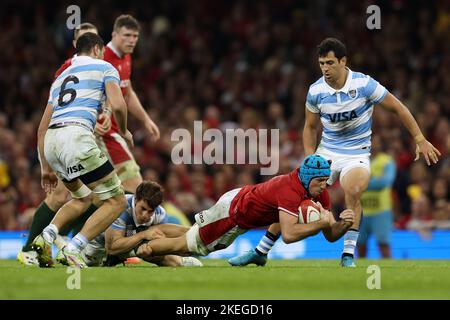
103, 63, 120, 85
363, 75, 387, 104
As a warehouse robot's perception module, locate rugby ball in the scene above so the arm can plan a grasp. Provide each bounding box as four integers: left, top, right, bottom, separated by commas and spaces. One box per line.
298, 200, 321, 224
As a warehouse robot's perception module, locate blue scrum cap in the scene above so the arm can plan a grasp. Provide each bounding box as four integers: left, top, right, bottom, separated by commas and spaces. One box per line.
298, 154, 331, 190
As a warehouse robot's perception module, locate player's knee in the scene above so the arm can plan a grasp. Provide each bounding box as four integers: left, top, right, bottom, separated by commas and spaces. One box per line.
121, 176, 142, 193
103, 194, 127, 212
91, 174, 125, 202
116, 161, 142, 193
91, 195, 103, 207
344, 185, 364, 200
46, 189, 69, 209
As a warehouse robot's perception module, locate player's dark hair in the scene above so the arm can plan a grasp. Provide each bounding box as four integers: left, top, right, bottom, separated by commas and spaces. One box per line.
76, 32, 104, 54
135, 181, 164, 210
74, 22, 97, 40
317, 38, 347, 60
114, 14, 140, 31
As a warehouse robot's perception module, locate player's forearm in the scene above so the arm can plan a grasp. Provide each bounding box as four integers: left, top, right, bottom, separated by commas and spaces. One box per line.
281, 221, 326, 244
106, 82, 128, 135
107, 233, 145, 255
112, 102, 128, 135
324, 221, 351, 242
155, 224, 190, 238
125, 88, 153, 126
302, 125, 317, 155
398, 107, 424, 141
383, 94, 425, 143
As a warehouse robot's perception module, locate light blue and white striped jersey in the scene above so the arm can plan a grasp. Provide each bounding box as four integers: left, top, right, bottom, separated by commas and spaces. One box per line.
306, 68, 387, 156
90, 195, 167, 247
111, 194, 168, 235
47, 55, 120, 131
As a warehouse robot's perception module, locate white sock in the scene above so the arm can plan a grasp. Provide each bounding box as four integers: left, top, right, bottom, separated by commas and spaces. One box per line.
256, 231, 279, 255
67, 233, 88, 252
54, 235, 68, 250
42, 224, 58, 244
343, 230, 359, 257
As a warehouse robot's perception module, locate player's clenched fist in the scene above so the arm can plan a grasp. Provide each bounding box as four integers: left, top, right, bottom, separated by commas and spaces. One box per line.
142, 227, 165, 241
316, 202, 332, 228
136, 243, 152, 258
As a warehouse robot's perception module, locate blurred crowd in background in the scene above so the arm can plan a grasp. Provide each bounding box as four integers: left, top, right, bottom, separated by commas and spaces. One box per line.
0, 0, 449, 233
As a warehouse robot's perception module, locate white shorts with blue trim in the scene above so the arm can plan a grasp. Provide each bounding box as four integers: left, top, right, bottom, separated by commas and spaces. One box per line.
316, 146, 370, 186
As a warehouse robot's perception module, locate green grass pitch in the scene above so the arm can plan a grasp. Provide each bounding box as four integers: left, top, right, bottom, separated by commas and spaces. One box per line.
1, 259, 449, 299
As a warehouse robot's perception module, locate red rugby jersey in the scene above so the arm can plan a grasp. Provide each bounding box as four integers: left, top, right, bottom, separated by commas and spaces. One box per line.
103, 42, 132, 133
229, 169, 331, 229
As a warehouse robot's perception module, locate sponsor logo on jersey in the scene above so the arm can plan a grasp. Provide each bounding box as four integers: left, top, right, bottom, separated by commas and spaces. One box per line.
327, 110, 358, 122
66, 164, 85, 175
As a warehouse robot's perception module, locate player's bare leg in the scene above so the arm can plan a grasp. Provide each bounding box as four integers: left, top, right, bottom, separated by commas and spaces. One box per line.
137, 235, 189, 258
34, 170, 126, 268
78, 172, 127, 241
340, 167, 370, 267
50, 180, 93, 230
114, 161, 142, 193
19, 180, 69, 265
58, 172, 126, 268
120, 175, 142, 193
46, 180, 70, 210
20, 179, 100, 266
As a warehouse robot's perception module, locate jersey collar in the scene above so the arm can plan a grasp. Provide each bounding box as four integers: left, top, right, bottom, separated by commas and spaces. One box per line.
107, 41, 124, 58
71, 55, 93, 65
323, 67, 353, 95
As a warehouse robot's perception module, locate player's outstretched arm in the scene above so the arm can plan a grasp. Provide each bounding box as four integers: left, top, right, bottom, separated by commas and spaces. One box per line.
322, 209, 354, 242
136, 234, 189, 258
279, 209, 331, 244
37, 103, 58, 193
104, 227, 163, 256
377, 92, 441, 165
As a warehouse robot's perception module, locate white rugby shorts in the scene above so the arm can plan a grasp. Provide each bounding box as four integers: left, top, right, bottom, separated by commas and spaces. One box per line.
186, 188, 247, 256
316, 147, 370, 185
44, 125, 109, 181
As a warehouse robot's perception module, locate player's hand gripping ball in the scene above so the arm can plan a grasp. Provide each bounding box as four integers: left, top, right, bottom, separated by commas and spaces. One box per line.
298, 199, 321, 224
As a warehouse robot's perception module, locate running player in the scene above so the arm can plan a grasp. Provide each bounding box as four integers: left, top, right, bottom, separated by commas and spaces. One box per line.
135, 155, 355, 260
229, 38, 441, 268
32, 32, 131, 268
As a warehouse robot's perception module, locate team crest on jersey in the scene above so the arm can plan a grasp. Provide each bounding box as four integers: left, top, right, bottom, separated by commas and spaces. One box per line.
349, 88, 358, 99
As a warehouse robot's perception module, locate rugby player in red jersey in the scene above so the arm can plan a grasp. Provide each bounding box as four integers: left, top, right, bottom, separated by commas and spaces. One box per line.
99, 15, 160, 193
135, 155, 355, 259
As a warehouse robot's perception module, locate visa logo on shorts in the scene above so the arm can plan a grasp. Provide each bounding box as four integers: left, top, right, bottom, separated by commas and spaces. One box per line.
327, 110, 358, 123
67, 164, 85, 175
